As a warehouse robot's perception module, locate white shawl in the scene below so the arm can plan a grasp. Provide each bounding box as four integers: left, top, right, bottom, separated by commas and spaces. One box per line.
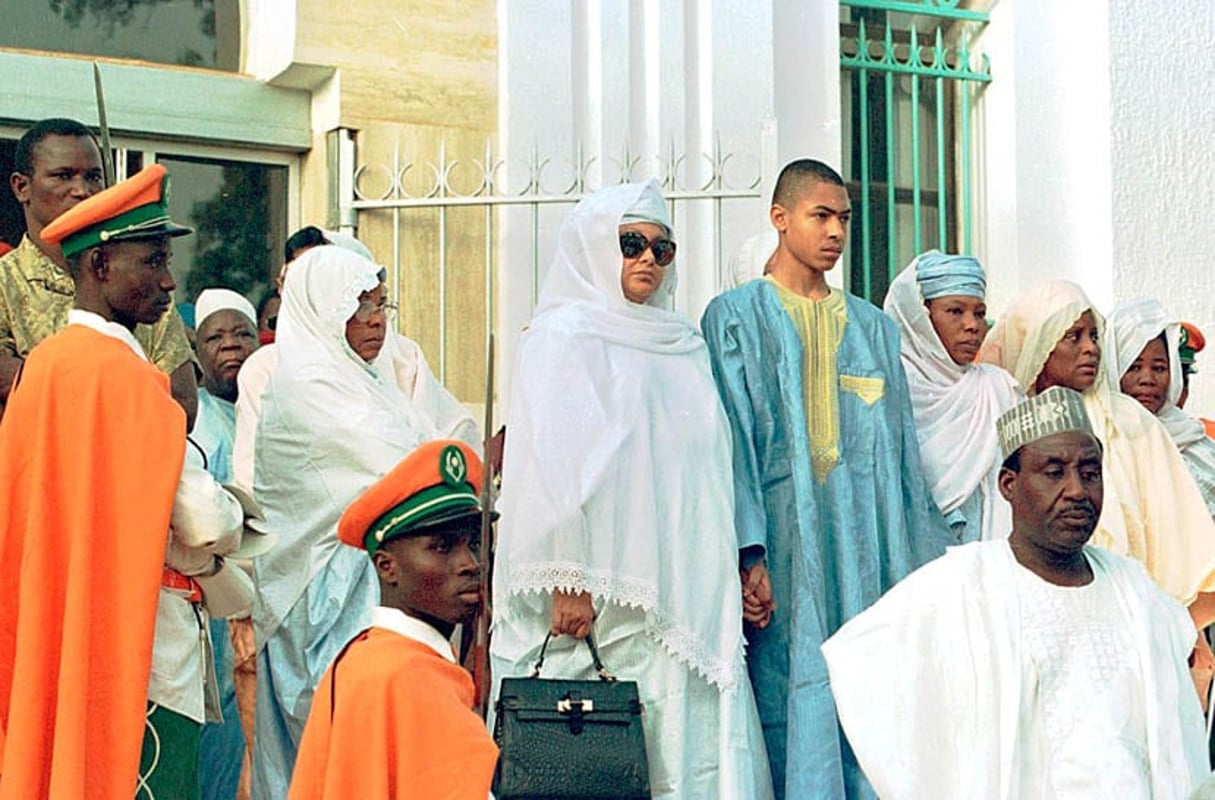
884, 262, 1021, 540
495, 181, 745, 689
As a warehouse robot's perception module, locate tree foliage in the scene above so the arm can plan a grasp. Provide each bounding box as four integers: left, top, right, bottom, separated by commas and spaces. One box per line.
49, 0, 203, 33
185, 163, 273, 303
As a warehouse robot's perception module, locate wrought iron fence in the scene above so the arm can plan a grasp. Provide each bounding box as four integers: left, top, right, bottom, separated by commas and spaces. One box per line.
840, 0, 991, 302
344, 137, 764, 399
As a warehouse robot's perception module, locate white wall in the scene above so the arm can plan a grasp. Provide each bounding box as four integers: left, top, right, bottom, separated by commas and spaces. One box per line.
495, 0, 839, 408
977, 0, 1114, 318
1107, 0, 1215, 413
980, 0, 1215, 413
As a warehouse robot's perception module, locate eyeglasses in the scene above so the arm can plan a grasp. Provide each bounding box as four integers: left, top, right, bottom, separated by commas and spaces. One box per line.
619, 231, 677, 266
353, 298, 399, 323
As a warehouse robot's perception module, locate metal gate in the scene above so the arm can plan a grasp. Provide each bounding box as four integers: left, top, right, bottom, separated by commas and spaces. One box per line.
840, 0, 992, 302
340, 136, 765, 404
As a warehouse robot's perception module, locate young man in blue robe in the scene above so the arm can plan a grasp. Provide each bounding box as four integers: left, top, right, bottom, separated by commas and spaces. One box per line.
701, 158, 949, 799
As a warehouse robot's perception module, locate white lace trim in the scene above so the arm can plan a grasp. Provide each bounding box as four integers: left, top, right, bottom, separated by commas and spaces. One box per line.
505, 561, 747, 691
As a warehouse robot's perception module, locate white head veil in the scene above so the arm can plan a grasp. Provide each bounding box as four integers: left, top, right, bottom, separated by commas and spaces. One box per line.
533, 180, 700, 354
496, 181, 746, 689
884, 256, 1021, 539
1106, 299, 1207, 449
979, 279, 1106, 396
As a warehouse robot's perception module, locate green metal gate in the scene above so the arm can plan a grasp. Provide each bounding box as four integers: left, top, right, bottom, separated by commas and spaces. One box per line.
840, 0, 991, 302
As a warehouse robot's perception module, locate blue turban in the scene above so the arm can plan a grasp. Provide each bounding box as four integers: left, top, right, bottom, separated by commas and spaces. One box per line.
915, 250, 986, 300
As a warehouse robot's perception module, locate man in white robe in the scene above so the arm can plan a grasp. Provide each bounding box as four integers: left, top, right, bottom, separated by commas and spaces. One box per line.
822, 386, 1209, 799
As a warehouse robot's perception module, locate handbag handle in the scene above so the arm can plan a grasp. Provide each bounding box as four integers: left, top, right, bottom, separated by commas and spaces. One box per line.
530, 630, 617, 682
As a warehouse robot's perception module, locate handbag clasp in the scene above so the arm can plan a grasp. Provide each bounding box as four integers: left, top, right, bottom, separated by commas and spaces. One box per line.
556, 698, 594, 713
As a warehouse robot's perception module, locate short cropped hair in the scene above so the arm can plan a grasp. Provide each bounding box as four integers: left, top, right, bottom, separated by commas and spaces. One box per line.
771, 159, 846, 209
64, 244, 104, 282
14, 118, 96, 176
284, 225, 329, 263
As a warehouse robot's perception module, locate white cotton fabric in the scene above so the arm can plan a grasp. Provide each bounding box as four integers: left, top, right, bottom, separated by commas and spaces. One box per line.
821, 541, 1208, 800
1106, 299, 1215, 517
233, 332, 478, 493
884, 262, 1021, 540
980, 280, 1215, 603
252, 246, 456, 642
491, 181, 771, 798
495, 180, 742, 686
1013, 558, 1150, 796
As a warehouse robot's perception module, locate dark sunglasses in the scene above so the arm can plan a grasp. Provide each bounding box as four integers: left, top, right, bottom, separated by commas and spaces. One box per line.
619, 231, 677, 266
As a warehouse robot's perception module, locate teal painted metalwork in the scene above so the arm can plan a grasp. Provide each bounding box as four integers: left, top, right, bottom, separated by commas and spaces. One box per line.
841, 0, 989, 23
840, 3, 991, 302
884, 22, 897, 284
859, 50, 873, 296
911, 25, 923, 255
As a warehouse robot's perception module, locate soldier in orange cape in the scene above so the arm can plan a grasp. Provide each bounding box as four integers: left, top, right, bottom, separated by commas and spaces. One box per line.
287, 439, 498, 799
0, 164, 245, 800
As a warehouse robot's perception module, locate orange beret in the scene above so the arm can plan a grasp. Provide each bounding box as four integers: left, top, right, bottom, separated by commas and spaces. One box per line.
338, 440, 488, 553
1180, 321, 1206, 367
41, 163, 191, 258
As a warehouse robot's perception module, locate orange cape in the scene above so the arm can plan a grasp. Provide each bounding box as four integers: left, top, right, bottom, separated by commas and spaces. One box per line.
0, 325, 184, 798
1204, 417, 1215, 440
288, 628, 498, 800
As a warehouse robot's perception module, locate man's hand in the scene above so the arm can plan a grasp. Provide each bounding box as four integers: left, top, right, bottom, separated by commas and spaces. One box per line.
551, 589, 595, 639
741, 562, 776, 629
1190, 634, 1215, 706
0, 353, 23, 401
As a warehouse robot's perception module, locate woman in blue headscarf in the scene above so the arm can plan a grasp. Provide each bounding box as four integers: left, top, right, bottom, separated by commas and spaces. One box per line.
884, 251, 1022, 542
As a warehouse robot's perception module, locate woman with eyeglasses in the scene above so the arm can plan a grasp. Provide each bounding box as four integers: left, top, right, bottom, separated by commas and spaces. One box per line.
490, 181, 774, 799
247, 245, 477, 797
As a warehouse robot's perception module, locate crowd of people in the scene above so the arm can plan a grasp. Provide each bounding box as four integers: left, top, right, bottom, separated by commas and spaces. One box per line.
2, 116, 1215, 800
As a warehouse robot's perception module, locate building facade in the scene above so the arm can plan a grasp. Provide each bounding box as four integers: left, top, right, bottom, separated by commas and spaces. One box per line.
6, 0, 1213, 412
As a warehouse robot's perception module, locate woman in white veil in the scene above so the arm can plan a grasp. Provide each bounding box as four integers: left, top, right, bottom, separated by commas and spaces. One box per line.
1106, 298, 1215, 517
249, 246, 466, 796
491, 181, 773, 798
883, 251, 1022, 542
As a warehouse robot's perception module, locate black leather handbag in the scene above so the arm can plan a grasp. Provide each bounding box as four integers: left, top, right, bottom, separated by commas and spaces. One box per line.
492, 632, 651, 800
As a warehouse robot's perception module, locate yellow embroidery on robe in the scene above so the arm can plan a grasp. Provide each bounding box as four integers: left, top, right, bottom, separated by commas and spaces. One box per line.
840, 374, 885, 405
767, 276, 847, 483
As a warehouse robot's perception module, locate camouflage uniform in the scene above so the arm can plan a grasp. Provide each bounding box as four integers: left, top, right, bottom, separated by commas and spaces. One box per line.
0, 234, 194, 373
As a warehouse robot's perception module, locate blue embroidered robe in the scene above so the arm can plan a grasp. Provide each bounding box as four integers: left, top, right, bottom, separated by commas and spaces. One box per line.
702, 280, 949, 799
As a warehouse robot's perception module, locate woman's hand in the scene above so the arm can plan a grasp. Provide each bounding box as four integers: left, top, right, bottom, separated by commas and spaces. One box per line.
551, 589, 595, 639
1189, 634, 1215, 705
741, 562, 776, 629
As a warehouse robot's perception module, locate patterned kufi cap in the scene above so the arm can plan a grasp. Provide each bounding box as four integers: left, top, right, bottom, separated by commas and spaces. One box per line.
996, 386, 1094, 460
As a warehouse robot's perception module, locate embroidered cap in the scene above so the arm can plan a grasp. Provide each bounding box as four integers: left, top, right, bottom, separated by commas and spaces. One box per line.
996, 386, 1095, 461
41, 164, 192, 258
338, 440, 495, 554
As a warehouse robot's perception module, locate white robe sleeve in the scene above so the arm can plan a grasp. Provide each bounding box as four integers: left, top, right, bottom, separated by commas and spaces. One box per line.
821, 543, 1027, 800
166, 441, 245, 573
